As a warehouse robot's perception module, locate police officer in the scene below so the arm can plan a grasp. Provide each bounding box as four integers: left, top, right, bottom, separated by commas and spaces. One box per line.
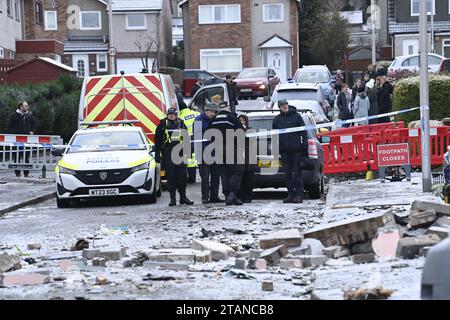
272, 99, 308, 204
194, 103, 224, 204
155, 107, 194, 206
179, 102, 200, 183
208, 101, 245, 206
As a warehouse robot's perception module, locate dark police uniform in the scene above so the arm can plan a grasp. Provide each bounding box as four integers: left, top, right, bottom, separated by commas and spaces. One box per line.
155, 110, 193, 206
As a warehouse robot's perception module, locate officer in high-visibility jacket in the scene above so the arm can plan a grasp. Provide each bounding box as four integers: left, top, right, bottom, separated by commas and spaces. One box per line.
179, 103, 200, 183
155, 108, 194, 207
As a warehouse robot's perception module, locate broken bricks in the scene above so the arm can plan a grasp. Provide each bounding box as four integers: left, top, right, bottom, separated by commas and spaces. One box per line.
99, 247, 127, 261
425, 226, 449, 240
191, 240, 235, 261
0, 270, 50, 286
323, 246, 350, 259
27, 243, 41, 250
396, 234, 441, 259
259, 245, 289, 266
262, 281, 274, 292
259, 229, 303, 250
408, 210, 437, 230
352, 253, 376, 264
297, 255, 328, 268
0, 252, 21, 273
247, 259, 267, 270
411, 201, 450, 216
304, 210, 395, 247
92, 257, 106, 267
82, 249, 100, 260
280, 258, 302, 269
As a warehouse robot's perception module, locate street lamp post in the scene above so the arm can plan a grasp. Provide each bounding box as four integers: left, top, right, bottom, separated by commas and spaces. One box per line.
371, 0, 376, 65
108, 0, 116, 75
420, 0, 432, 192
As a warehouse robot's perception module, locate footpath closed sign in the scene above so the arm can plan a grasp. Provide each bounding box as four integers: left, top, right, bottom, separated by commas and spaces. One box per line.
377, 143, 410, 167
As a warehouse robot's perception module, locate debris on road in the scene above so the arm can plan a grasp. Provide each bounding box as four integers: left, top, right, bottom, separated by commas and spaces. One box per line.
224, 269, 255, 280
351, 253, 376, 264
259, 245, 288, 265
191, 240, 235, 261
372, 229, 400, 257
344, 287, 394, 300
301, 238, 325, 255
304, 210, 395, 247
0, 270, 50, 286
425, 226, 449, 240
323, 246, 350, 259
95, 276, 108, 285
297, 255, 328, 268
99, 248, 127, 261
70, 239, 89, 251
259, 229, 302, 249
408, 210, 437, 230
280, 258, 302, 269
82, 249, 100, 260
411, 201, 450, 216
143, 274, 177, 281
262, 280, 274, 291
27, 243, 41, 250
396, 234, 441, 259
92, 257, 106, 267
0, 252, 21, 273
247, 258, 267, 270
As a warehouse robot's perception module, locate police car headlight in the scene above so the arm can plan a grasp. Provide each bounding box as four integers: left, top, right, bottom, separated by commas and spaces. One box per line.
59, 166, 76, 175
131, 162, 150, 172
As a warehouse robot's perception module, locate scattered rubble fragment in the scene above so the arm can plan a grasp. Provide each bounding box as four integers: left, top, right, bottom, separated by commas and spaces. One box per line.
192, 240, 235, 261
352, 253, 376, 264
262, 281, 274, 291
396, 234, 441, 259
280, 258, 302, 269
259, 245, 288, 265
323, 246, 350, 259
70, 239, 89, 251
411, 201, 450, 216
304, 210, 395, 247
0, 270, 50, 286
82, 249, 100, 260
301, 238, 325, 255
351, 241, 374, 255
95, 276, 108, 285
0, 252, 21, 273
247, 259, 267, 270
372, 229, 400, 257
224, 269, 255, 280
344, 287, 394, 300
259, 229, 302, 249
289, 245, 312, 256
297, 255, 328, 268
99, 247, 127, 261
92, 257, 106, 267
425, 226, 449, 240
408, 210, 437, 230
27, 243, 41, 250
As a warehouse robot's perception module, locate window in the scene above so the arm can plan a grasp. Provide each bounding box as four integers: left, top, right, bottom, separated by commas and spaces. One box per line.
263, 3, 284, 22
200, 48, 242, 73
80, 11, 101, 30
443, 39, 450, 58
126, 14, 147, 30
97, 54, 107, 72
402, 56, 419, 67
14, 0, 19, 20
411, 0, 435, 16
35, 0, 43, 25
45, 11, 57, 30
198, 5, 241, 24
7, 0, 12, 17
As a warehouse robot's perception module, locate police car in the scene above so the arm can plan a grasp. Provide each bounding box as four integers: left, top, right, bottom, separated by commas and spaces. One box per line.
53, 126, 161, 208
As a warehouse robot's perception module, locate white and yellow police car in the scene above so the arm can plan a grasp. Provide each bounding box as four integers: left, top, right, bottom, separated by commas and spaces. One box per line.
54, 126, 160, 208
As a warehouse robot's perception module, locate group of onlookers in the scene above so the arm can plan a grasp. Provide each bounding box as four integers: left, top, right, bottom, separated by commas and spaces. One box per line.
335, 64, 394, 126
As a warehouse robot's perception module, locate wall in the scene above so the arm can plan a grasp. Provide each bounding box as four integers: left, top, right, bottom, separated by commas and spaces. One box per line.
6, 59, 74, 84
0, 0, 23, 54
184, 0, 252, 72
396, 0, 450, 23
67, 0, 108, 38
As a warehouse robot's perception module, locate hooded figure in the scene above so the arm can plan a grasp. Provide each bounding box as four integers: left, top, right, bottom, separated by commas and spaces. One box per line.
366, 79, 379, 124
353, 85, 370, 126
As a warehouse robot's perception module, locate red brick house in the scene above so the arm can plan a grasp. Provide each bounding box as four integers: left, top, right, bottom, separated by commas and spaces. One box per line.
179, 0, 300, 82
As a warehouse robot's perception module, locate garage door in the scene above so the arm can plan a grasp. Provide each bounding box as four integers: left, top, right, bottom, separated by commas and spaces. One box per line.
116, 58, 154, 74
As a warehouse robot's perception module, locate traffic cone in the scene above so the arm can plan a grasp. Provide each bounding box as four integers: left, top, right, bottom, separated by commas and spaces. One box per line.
366, 170, 374, 181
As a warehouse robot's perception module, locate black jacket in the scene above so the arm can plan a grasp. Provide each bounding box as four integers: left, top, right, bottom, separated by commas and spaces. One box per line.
226, 82, 239, 105
243, 126, 257, 171
7, 110, 36, 134
337, 91, 352, 120
207, 110, 244, 163
378, 81, 393, 114
154, 117, 187, 163
272, 106, 308, 154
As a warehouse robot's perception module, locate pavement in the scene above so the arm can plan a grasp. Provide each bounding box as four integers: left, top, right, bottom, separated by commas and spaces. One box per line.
0, 170, 445, 300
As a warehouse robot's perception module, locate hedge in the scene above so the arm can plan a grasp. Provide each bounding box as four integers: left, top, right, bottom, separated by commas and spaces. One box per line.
0, 75, 82, 142
393, 75, 450, 124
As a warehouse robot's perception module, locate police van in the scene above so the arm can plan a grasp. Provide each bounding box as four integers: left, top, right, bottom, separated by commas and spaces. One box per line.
79, 72, 179, 142
53, 126, 160, 208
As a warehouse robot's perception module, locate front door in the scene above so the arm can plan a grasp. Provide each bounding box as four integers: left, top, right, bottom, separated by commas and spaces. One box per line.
402, 39, 419, 56
267, 49, 287, 83
72, 54, 89, 78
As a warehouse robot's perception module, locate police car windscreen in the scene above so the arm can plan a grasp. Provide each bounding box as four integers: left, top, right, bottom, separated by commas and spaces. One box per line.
68, 131, 145, 153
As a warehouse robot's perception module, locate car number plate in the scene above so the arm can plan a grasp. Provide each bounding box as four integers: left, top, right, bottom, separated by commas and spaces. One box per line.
258, 160, 282, 168
241, 88, 252, 92
89, 188, 119, 197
